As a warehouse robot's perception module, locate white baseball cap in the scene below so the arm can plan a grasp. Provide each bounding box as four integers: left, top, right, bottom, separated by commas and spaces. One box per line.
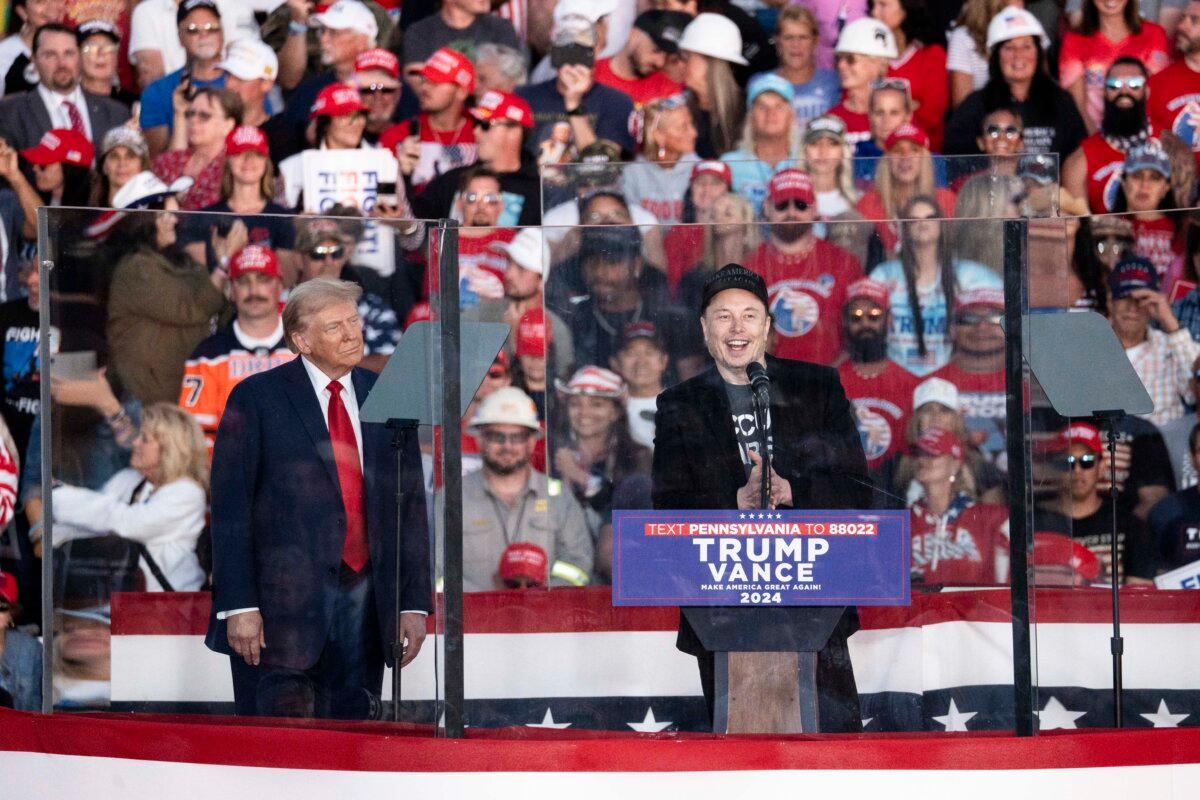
311, 0, 378, 41
913, 377, 960, 412
493, 228, 548, 276
553, 0, 618, 25
469, 386, 542, 433
678, 13, 748, 66
985, 7, 1050, 52
835, 17, 898, 59
218, 39, 279, 82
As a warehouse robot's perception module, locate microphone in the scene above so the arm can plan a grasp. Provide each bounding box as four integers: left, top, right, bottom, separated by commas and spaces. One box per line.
746, 362, 770, 403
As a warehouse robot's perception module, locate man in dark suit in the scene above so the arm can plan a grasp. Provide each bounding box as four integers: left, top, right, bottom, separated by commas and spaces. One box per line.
0, 23, 129, 175
651, 263, 871, 733
205, 277, 431, 719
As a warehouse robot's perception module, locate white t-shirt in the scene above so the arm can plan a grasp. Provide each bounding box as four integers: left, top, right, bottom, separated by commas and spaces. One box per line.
816, 188, 851, 219
0, 35, 30, 100
128, 0, 262, 73
626, 394, 657, 450
945, 26, 990, 92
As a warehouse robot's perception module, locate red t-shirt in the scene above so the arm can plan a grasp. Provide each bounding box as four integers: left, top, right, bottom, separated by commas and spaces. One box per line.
744, 238, 864, 365
593, 58, 684, 106
910, 500, 1009, 586
1059, 23, 1171, 126
828, 101, 871, 148
888, 43, 948, 152
380, 113, 478, 192
837, 360, 921, 467
1079, 132, 1127, 213
1132, 215, 1183, 295
855, 187, 956, 253
1148, 59, 1200, 153
426, 228, 513, 301
663, 225, 705, 293
930, 361, 1006, 459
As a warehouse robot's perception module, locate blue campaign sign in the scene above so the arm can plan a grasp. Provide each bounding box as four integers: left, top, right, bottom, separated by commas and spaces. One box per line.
611, 509, 911, 607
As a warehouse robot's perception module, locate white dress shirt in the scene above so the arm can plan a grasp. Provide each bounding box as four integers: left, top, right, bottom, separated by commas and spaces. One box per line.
36, 83, 92, 142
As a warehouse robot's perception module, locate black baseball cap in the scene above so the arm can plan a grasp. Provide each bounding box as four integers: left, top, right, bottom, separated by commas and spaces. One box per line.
178, 0, 220, 25
76, 19, 121, 44
579, 225, 642, 265
634, 10, 691, 54
700, 263, 769, 315
1108, 254, 1158, 299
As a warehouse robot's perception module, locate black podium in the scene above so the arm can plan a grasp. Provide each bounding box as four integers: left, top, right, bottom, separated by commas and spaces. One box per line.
683, 606, 847, 733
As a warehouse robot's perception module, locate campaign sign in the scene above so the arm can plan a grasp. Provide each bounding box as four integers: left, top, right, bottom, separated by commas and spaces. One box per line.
1154, 557, 1200, 590
612, 509, 910, 606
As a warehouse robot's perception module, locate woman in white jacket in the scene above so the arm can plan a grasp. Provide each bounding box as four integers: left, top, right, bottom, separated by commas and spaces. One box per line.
51, 403, 208, 592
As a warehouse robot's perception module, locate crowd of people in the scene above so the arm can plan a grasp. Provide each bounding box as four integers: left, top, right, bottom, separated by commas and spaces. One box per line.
3, 0, 1200, 710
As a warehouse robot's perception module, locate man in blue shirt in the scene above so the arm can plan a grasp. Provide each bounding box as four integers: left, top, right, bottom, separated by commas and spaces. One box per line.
139, 0, 227, 158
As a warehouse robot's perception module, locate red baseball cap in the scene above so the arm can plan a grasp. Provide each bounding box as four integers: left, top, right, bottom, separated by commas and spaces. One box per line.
885, 122, 930, 151
354, 47, 400, 79
955, 287, 1004, 311
913, 427, 964, 459
516, 307, 549, 358
0, 570, 16, 605
499, 542, 548, 587
229, 244, 281, 280
846, 278, 890, 309
422, 47, 476, 94
310, 82, 366, 119
21, 128, 94, 167
691, 159, 732, 187
469, 90, 534, 128
405, 300, 431, 330
225, 125, 269, 156
1064, 422, 1103, 455
1033, 532, 1102, 582
766, 168, 814, 206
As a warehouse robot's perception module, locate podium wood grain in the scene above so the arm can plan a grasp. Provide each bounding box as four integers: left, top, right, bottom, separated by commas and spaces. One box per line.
726, 652, 802, 733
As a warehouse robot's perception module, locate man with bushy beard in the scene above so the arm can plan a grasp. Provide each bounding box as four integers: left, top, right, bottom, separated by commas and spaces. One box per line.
1063, 56, 1159, 214
835, 278, 920, 470
932, 288, 1008, 468
743, 168, 863, 366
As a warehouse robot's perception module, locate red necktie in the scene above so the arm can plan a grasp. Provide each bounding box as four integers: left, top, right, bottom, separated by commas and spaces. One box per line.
62, 100, 85, 135
327, 381, 368, 572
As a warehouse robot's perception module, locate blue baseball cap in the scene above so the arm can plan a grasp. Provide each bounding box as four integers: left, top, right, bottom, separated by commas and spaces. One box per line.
1108, 254, 1158, 299
1124, 142, 1171, 178
747, 72, 795, 106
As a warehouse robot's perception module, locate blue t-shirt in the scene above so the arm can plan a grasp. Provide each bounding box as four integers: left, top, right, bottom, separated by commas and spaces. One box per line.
139, 68, 225, 131
516, 80, 636, 156
788, 69, 839, 127
718, 151, 798, 215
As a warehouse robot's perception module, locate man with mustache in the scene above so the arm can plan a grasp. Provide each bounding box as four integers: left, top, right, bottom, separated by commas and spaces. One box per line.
835, 278, 920, 471
1063, 56, 1159, 213
180, 244, 294, 452
743, 168, 864, 366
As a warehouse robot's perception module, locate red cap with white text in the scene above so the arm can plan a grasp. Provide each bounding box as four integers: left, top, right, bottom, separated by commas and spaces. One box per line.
229, 244, 281, 280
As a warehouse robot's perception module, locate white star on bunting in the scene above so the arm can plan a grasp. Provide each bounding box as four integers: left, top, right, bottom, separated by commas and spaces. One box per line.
932, 699, 977, 732
1140, 700, 1189, 728
527, 708, 571, 729
1035, 697, 1087, 730
627, 708, 672, 732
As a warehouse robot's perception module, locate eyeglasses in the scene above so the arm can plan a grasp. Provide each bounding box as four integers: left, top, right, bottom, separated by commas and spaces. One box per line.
359, 84, 399, 96
82, 43, 119, 56
307, 244, 345, 261
956, 312, 1003, 326
184, 109, 213, 121
772, 198, 809, 212
464, 191, 502, 204
985, 124, 1022, 140
1067, 453, 1099, 470
1095, 237, 1132, 257
848, 307, 885, 321
1105, 75, 1146, 92
183, 22, 222, 36
481, 430, 532, 445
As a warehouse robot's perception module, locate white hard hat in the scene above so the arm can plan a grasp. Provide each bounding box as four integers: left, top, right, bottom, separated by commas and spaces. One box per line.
678, 13, 749, 66
834, 17, 897, 59
493, 228, 548, 275
985, 7, 1050, 52
553, 0, 618, 25
469, 387, 542, 433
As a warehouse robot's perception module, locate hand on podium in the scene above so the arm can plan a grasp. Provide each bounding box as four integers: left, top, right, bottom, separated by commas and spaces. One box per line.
736, 450, 792, 510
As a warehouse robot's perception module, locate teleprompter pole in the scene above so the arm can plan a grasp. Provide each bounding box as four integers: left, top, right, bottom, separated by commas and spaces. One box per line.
388, 419, 417, 722
1093, 410, 1126, 727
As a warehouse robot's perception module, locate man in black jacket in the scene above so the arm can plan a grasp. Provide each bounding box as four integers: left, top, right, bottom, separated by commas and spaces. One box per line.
651, 263, 870, 732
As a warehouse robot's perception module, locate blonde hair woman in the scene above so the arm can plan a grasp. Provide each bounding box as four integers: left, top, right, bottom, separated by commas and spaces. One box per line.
623, 95, 700, 225
679, 13, 747, 157
50, 403, 210, 591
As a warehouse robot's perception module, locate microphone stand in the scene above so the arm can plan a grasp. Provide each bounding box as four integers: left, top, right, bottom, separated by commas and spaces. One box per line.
1093, 409, 1126, 727
752, 389, 771, 509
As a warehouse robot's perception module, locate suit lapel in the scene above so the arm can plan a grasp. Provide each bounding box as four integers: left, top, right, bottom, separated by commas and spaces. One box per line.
28, 95, 53, 144
280, 358, 341, 490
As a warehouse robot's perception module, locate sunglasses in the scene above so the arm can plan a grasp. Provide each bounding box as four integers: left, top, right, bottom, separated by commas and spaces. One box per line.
0, 603, 10, 613
481, 430, 532, 445
184, 109, 213, 121
985, 124, 1022, 140
183, 22, 222, 35
956, 312, 1003, 326
474, 119, 521, 132
772, 198, 809, 212
1095, 237, 1132, 257
82, 43, 119, 56
307, 244, 345, 260
870, 77, 911, 95
359, 84, 399, 96
1105, 75, 1146, 92
464, 191, 502, 204
834, 53, 859, 66
848, 307, 885, 321
1067, 453, 1099, 470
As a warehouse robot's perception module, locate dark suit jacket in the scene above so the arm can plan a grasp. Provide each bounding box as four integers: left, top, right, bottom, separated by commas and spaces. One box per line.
0, 88, 130, 170
204, 357, 432, 671
651, 355, 871, 656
